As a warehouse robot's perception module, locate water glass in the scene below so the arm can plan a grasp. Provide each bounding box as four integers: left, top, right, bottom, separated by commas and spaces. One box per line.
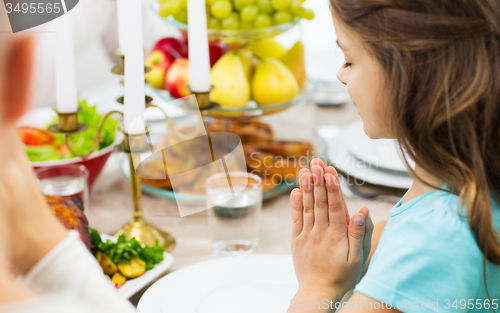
206, 172, 262, 255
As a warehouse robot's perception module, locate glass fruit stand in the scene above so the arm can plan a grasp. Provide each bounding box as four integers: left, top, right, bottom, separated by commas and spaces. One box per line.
122, 0, 322, 202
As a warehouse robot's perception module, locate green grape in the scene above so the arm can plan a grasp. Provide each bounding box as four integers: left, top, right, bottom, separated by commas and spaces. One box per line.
271, 0, 289, 11
174, 9, 188, 23
158, 0, 168, 4
254, 13, 272, 28
297, 7, 314, 20
159, 0, 182, 17
257, 0, 273, 13
241, 0, 257, 4
289, 0, 302, 14
233, 0, 244, 11
222, 13, 240, 29
208, 17, 221, 29
180, 0, 187, 8
240, 5, 259, 22
274, 11, 292, 24
211, 1, 233, 19
241, 21, 254, 29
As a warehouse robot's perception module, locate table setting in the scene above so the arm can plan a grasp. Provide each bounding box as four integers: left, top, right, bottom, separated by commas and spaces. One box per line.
15, 0, 414, 310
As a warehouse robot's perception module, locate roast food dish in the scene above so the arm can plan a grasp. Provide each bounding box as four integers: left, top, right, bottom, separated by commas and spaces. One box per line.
46, 194, 91, 249
140, 118, 314, 195
45, 195, 165, 289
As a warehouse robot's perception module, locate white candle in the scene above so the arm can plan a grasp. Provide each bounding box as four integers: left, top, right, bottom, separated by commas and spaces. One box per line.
56, 12, 78, 113
116, 0, 128, 55
187, 0, 211, 92
123, 0, 146, 133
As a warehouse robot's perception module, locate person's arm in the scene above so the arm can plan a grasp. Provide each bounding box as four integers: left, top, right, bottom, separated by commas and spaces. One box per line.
0, 136, 135, 313
22, 231, 136, 313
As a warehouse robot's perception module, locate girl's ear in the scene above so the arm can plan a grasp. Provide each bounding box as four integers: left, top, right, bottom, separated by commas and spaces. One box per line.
3, 35, 34, 122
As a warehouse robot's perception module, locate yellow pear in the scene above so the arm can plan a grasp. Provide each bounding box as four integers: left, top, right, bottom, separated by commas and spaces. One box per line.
210, 52, 250, 109
280, 41, 306, 88
252, 58, 300, 106
247, 39, 287, 59
236, 48, 256, 83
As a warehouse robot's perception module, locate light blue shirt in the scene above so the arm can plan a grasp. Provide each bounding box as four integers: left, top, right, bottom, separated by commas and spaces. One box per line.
355, 186, 500, 312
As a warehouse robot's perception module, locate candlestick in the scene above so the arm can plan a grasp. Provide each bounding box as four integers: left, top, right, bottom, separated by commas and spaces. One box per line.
123, 0, 146, 133
187, 0, 211, 92
56, 12, 78, 113
116, 0, 128, 56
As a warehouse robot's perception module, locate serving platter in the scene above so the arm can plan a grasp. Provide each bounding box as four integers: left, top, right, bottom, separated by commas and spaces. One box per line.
119, 118, 325, 202
100, 234, 174, 299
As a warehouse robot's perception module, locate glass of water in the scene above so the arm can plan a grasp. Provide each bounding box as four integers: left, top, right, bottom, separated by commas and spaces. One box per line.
35, 164, 89, 212
206, 172, 262, 255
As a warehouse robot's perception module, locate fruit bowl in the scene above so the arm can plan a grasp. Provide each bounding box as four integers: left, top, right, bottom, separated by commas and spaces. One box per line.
147, 78, 317, 118
151, 2, 301, 44
17, 108, 122, 190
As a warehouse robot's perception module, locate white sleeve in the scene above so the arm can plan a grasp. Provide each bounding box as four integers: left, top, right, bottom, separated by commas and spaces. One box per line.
13, 230, 136, 313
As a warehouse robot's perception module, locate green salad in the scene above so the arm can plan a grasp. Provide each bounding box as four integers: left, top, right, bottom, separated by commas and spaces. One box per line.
20, 100, 118, 162
89, 228, 165, 271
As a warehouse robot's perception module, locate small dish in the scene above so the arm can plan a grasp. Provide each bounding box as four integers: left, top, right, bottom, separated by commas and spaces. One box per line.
100, 234, 174, 299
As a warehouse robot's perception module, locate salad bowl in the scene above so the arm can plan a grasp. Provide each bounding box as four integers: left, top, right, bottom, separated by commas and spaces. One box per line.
18, 107, 122, 190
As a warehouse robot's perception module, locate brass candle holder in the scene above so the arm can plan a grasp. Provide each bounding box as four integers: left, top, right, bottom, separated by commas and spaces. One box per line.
187, 85, 219, 111
114, 125, 176, 252
47, 105, 176, 251
47, 107, 122, 159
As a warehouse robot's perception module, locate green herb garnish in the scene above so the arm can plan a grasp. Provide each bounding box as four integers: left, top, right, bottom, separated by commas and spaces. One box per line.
89, 228, 164, 271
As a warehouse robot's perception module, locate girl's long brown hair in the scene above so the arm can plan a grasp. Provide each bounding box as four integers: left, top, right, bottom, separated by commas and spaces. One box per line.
330, 0, 500, 266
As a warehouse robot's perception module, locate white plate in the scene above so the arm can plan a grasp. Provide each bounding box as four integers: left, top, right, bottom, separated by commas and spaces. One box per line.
137, 254, 297, 313
100, 234, 174, 299
322, 123, 413, 189
346, 121, 414, 173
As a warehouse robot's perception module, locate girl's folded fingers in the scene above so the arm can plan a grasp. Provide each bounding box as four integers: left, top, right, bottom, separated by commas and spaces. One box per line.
326, 166, 350, 225
298, 168, 310, 191
290, 188, 303, 237
301, 171, 315, 231
325, 172, 348, 238
359, 206, 374, 263
310, 158, 325, 170
311, 165, 329, 229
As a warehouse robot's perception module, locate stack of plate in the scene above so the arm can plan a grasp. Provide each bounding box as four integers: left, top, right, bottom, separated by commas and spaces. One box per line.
322, 121, 414, 190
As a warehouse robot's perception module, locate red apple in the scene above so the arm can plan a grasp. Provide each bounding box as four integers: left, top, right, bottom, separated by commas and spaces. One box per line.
165, 58, 190, 99
144, 50, 175, 90
208, 41, 226, 67
153, 37, 188, 59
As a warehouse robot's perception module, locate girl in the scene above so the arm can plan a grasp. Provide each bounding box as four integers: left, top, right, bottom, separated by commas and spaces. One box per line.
288, 0, 500, 312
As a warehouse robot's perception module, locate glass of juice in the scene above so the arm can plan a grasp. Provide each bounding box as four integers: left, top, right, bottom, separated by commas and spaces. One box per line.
35, 164, 90, 247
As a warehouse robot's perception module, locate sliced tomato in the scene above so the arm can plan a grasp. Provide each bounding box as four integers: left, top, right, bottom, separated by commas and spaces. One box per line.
55, 144, 70, 158
18, 126, 55, 146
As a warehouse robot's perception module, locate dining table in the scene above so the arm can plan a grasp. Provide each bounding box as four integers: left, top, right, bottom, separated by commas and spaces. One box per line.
86, 99, 399, 306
